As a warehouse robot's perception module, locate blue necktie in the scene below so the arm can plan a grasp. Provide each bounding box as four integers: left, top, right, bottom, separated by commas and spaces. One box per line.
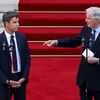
10, 35, 18, 72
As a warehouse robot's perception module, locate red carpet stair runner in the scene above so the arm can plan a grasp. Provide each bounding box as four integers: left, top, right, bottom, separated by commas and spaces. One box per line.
18, 0, 100, 100
18, 13, 85, 55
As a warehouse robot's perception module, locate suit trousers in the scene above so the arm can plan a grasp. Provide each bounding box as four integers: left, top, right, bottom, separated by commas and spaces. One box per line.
10, 84, 26, 100
0, 85, 10, 100
80, 83, 100, 100
0, 84, 26, 100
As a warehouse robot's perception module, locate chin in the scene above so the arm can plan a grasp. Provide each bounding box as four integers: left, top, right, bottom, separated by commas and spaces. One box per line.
87, 24, 91, 28
14, 29, 18, 32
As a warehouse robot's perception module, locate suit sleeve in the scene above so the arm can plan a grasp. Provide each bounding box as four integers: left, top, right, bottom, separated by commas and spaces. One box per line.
0, 41, 8, 84
22, 36, 31, 80
57, 25, 86, 47
0, 69, 8, 84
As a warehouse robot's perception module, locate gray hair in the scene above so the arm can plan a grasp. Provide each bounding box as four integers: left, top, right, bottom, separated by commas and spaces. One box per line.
86, 7, 100, 22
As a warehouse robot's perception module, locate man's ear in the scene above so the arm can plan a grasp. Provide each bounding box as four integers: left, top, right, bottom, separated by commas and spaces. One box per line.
5, 21, 9, 27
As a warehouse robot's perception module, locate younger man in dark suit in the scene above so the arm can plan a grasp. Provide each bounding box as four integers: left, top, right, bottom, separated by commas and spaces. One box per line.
0, 11, 31, 100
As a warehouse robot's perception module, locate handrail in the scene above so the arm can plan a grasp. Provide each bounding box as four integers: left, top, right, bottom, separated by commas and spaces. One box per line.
28, 41, 45, 43
0, 11, 85, 14
31, 54, 81, 58
0, 25, 83, 28
19, 26, 83, 28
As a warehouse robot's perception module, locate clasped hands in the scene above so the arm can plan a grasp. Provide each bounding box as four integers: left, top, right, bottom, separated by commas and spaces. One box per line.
7, 78, 25, 88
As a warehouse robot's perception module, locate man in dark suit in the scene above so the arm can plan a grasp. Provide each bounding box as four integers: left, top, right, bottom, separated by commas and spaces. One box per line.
0, 11, 31, 100
43, 7, 100, 100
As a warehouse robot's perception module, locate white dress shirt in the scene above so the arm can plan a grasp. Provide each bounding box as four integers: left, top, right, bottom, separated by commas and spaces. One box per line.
92, 26, 100, 41
5, 30, 21, 73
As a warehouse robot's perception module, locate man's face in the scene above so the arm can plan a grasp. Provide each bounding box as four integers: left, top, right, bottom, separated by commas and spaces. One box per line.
5, 17, 19, 33
85, 12, 97, 29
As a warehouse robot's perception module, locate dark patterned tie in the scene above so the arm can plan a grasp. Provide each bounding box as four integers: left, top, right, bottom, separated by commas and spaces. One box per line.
92, 29, 96, 43
10, 35, 18, 72
89, 30, 96, 49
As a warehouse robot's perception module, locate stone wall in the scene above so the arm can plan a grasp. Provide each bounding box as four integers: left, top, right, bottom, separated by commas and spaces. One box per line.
0, 0, 19, 32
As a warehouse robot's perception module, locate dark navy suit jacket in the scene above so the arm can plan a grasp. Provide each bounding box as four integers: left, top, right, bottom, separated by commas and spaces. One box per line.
0, 31, 31, 85
57, 25, 100, 91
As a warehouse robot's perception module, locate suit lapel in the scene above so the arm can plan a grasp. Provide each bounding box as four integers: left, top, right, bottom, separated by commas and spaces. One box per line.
83, 28, 92, 48
92, 33, 100, 48
1, 32, 11, 56
15, 32, 21, 56
92, 33, 100, 52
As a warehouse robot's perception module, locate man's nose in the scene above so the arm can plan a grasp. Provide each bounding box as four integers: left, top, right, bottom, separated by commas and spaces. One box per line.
17, 22, 19, 26
85, 19, 87, 22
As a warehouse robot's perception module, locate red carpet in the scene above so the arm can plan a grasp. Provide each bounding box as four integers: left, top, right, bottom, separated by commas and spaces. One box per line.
19, 0, 100, 11
28, 42, 82, 55
27, 58, 80, 100
19, 13, 85, 26
18, 28, 82, 41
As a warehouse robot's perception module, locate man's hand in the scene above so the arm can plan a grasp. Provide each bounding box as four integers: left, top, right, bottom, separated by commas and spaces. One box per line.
17, 78, 25, 84
9, 78, 25, 88
43, 40, 58, 47
9, 80, 21, 88
87, 57, 99, 64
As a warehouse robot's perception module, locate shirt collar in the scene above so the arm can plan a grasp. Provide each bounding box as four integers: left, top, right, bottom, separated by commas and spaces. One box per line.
92, 26, 100, 32
4, 30, 15, 39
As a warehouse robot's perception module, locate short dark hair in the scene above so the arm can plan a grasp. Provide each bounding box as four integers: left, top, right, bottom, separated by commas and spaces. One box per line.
2, 10, 19, 25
